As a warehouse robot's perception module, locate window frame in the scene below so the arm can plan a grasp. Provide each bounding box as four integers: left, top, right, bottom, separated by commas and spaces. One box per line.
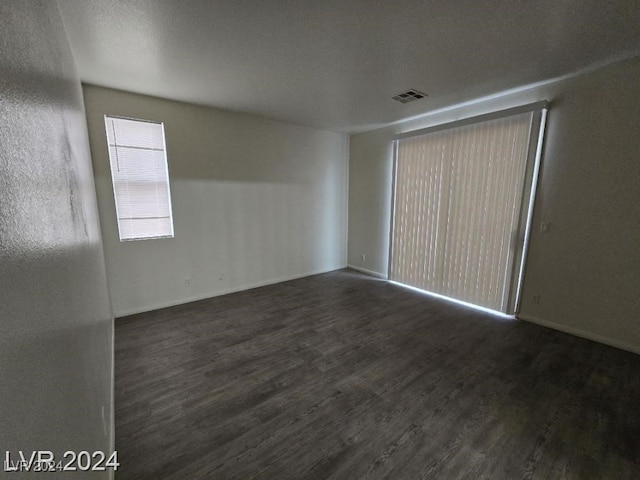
388, 101, 548, 315
104, 115, 175, 242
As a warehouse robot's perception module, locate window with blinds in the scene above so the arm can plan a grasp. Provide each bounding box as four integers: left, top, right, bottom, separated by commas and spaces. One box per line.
105, 116, 174, 241
390, 104, 547, 314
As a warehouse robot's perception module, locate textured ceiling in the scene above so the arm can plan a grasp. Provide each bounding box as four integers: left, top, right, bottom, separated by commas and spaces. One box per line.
57, 0, 640, 133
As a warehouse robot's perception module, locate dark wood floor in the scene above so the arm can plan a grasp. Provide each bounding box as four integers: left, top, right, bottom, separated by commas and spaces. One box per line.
115, 269, 640, 480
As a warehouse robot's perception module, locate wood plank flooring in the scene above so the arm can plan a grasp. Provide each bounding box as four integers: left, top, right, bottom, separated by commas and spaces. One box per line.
115, 269, 640, 479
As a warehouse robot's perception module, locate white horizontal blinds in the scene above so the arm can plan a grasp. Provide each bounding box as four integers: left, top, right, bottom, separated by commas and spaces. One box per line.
391, 111, 534, 313
105, 116, 174, 241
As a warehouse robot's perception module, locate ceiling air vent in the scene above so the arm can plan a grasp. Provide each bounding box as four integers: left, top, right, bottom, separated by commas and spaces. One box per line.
392, 89, 428, 104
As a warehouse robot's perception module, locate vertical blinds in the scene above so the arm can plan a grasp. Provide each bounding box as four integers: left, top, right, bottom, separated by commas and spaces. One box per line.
105, 116, 174, 241
390, 108, 542, 313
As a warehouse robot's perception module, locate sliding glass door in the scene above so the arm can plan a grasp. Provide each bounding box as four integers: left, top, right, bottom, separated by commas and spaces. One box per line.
389, 103, 547, 314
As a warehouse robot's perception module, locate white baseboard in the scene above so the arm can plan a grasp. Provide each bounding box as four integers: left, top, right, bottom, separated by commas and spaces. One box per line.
346, 264, 388, 279
114, 271, 639, 357
518, 314, 640, 355
114, 267, 345, 318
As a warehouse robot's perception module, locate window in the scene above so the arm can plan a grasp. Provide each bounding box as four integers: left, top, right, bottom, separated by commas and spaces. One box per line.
390, 103, 547, 314
105, 116, 174, 241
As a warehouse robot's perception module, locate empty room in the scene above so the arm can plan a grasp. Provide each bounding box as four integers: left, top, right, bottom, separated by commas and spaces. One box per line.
1, 1, 640, 479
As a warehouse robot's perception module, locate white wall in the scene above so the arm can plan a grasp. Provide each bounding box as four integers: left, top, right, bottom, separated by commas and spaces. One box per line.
0, 2, 113, 476
84, 85, 349, 317
348, 56, 640, 353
